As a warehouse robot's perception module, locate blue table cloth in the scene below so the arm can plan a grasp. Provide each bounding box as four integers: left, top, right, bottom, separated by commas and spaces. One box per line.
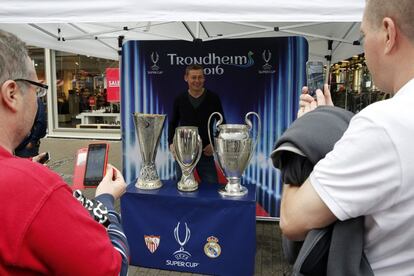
121, 180, 256, 276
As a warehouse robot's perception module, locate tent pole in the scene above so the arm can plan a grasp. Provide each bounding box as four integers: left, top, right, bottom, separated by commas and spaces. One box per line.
200, 22, 211, 38
196, 22, 200, 39
67, 23, 118, 52
28, 24, 59, 40
325, 40, 333, 85
182, 22, 195, 40
117, 35, 124, 115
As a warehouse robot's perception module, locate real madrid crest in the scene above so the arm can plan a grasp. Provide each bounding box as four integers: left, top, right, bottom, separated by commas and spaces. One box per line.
204, 236, 221, 258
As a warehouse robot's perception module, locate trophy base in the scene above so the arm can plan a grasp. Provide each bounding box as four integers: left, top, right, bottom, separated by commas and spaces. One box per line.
135, 178, 163, 190
177, 173, 198, 192
218, 185, 248, 197
177, 181, 198, 192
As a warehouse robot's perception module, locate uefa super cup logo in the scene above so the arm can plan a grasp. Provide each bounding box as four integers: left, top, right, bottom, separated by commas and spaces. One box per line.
151, 51, 160, 71
262, 50, 272, 70
173, 222, 191, 260
166, 221, 199, 268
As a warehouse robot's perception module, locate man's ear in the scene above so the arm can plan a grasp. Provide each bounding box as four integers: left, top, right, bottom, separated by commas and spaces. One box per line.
0, 80, 19, 112
383, 17, 397, 55
184, 74, 188, 83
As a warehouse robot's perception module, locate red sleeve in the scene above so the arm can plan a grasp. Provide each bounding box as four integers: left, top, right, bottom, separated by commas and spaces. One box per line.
18, 185, 122, 275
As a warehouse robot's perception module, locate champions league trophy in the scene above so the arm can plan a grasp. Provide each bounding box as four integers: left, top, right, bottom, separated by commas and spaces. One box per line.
133, 112, 166, 190
173, 126, 202, 192
208, 112, 261, 196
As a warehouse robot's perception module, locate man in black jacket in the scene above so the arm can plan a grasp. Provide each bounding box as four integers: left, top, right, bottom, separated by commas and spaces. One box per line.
168, 64, 225, 183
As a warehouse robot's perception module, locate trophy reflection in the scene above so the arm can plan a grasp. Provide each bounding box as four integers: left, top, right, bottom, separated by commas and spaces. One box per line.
173, 126, 202, 192
208, 112, 261, 196
133, 112, 166, 190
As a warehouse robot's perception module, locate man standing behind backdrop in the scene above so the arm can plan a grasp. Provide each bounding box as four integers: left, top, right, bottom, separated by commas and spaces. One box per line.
168, 64, 225, 184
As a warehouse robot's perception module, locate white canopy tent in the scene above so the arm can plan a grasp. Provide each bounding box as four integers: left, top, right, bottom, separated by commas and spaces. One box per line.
0, 0, 365, 63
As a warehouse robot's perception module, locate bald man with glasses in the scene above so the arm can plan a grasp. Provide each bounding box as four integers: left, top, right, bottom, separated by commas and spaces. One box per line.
0, 29, 129, 275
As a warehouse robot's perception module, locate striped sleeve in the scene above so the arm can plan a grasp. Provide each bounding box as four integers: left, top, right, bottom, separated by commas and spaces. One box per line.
95, 194, 130, 276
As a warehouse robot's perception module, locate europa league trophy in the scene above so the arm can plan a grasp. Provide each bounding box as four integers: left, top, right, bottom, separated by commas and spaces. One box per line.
133, 112, 166, 189
173, 126, 202, 192
208, 112, 261, 196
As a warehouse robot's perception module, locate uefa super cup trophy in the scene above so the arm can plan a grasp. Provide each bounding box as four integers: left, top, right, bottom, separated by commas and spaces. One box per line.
173, 126, 202, 192
208, 112, 261, 196
133, 112, 166, 189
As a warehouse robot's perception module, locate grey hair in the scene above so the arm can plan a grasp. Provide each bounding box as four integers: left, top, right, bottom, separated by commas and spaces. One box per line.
0, 29, 31, 85
365, 0, 414, 43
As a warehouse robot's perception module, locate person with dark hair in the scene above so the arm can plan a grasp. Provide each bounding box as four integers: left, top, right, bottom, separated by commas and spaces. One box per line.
168, 64, 225, 183
0, 29, 129, 275
14, 97, 47, 157
280, 1, 414, 274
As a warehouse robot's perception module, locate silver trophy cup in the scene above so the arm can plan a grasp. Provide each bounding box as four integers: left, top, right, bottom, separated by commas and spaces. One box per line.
208, 112, 261, 196
133, 112, 166, 189
173, 126, 203, 192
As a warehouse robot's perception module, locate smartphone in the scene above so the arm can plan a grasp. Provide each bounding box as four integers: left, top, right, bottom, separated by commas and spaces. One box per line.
38, 152, 50, 164
84, 143, 110, 187
306, 61, 325, 97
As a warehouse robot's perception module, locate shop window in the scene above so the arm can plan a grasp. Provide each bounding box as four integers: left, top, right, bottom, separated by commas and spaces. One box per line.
55, 51, 120, 129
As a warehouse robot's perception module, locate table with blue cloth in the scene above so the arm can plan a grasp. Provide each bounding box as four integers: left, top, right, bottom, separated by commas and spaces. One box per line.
121, 180, 256, 276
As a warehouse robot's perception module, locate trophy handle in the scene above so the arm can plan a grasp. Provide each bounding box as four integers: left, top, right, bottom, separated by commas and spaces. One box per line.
207, 112, 223, 155
173, 133, 185, 169
194, 136, 203, 167
245, 112, 261, 151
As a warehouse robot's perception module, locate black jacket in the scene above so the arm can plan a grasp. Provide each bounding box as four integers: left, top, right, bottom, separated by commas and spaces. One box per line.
271, 106, 373, 276
168, 89, 225, 148
15, 98, 47, 151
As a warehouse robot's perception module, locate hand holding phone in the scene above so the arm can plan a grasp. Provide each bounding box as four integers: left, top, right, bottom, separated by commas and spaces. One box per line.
306, 61, 325, 97
298, 83, 335, 118
95, 164, 127, 200
84, 143, 110, 187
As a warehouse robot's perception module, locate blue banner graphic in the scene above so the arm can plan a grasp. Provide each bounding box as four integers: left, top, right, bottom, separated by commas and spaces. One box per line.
121, 37, 308, 218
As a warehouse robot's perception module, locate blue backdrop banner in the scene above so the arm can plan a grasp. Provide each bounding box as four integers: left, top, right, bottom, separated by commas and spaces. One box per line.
121, 37, 308, 218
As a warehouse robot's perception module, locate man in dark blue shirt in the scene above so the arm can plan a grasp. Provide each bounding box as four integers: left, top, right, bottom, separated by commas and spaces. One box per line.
168, 64, 225, 183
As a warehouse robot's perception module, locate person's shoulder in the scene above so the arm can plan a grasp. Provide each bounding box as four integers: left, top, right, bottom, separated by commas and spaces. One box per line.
205, 89, 220, 99
174, 92, 188, 102
176, 91, 188, 98
350, 97, 407, 136
356, 98, 395, 121
1, 157, 66, 190
205, 89, 216, 95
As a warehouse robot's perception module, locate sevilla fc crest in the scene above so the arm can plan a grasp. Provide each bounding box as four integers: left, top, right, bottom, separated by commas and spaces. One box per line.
144, 235, 160, 253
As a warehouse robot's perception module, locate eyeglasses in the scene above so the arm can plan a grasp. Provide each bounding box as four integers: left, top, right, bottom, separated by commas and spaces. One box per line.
14, 79, 48, 97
